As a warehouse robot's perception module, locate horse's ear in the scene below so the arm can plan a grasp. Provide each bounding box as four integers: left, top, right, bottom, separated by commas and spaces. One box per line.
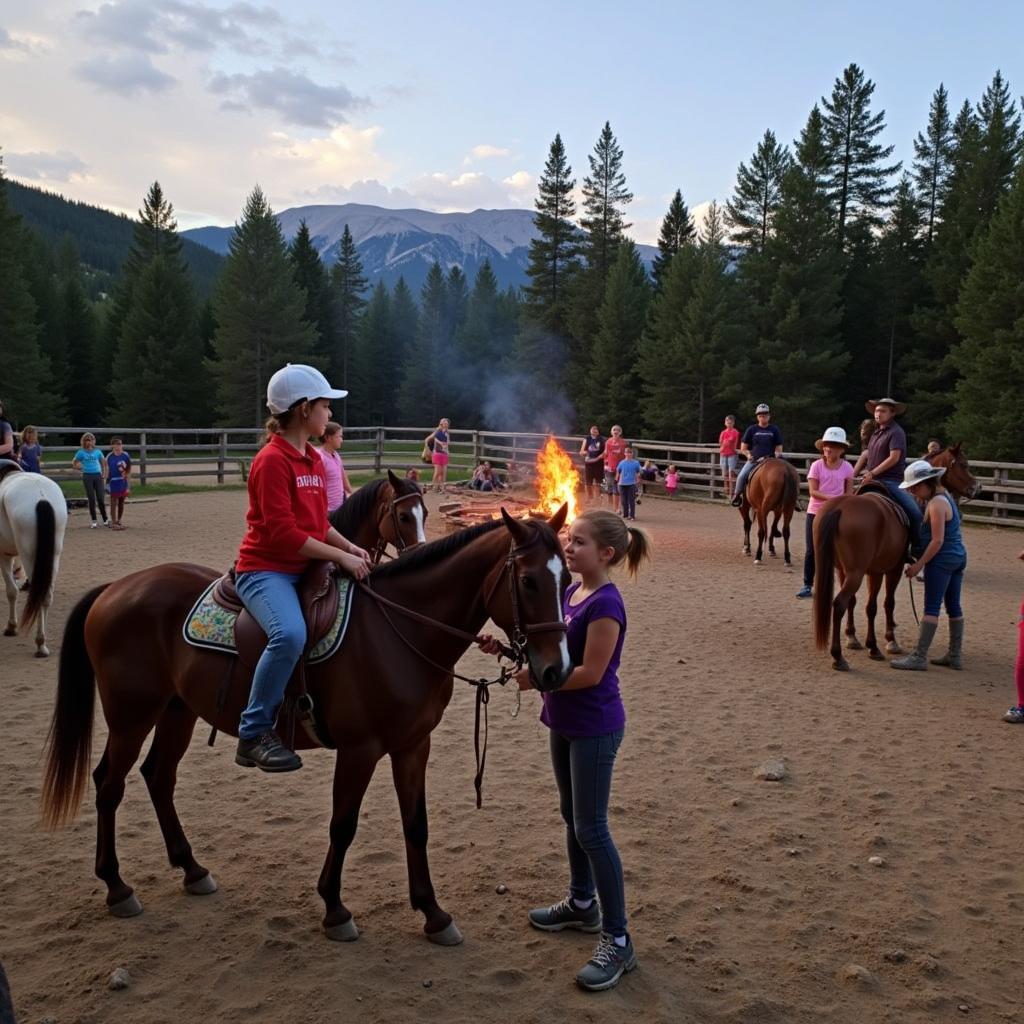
952, 441, 963, 454
387, 468, 402, 490
548, 502, 568, 534
501, 507, 531, 545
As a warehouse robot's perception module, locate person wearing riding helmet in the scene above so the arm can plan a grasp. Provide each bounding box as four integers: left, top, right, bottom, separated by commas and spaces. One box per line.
890, 460, 967, 672
730, 403, 783, 507
851, 397, 923, 556
234, 364, 372, 773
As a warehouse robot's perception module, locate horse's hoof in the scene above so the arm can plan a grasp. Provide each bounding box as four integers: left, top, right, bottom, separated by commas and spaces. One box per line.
325, 917, 359, 942
753, 560, 763, 567
869, 651, 886, 661
427, 921, 464, 946
833, 660, 850, 672
34, 648, 49, 658
185, 872, 218, 895
846, 638, 863, 650
108, 893, 143, 918
769, 551, 778, 558
886, 642, 903, 655
3, 627, 15, 637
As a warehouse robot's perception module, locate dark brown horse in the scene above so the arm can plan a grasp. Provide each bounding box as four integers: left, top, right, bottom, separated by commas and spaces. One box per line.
42, 506, 571, 946
740, 458, 800, 566
812, 493, 908, 670
329, 469, 427, 562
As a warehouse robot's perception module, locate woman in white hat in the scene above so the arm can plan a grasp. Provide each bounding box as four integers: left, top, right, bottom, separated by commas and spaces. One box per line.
890, 460, 967, 672
233, 364, 373, 772
796, 427, 854, 599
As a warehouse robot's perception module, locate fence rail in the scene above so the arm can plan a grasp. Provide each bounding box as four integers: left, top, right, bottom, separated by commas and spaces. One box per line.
21, 425, 1024, 529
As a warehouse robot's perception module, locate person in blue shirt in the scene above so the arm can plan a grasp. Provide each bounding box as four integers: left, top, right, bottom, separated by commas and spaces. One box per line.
615, 446, 642, 521
72, 432, 109, 528
730, 404, 784, 507
106, 437, 132, 530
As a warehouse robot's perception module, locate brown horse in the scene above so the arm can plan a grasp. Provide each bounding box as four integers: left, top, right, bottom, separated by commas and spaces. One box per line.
740, 458, 800, 566
926, 443, 981, 502
812, 492, 908, 670
329, 469, 427, 562
42, 506, 571, 946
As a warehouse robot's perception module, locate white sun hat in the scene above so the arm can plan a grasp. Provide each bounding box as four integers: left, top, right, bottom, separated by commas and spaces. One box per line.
814, 426, 850, 451
266, 364, 348, 415
898, 459, 946, 490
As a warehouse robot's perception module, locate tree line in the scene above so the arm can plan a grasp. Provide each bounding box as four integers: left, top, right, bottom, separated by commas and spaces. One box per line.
1, 62, 1022, 458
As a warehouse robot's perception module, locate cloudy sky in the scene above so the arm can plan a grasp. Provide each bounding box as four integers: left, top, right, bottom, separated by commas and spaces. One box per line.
1, 0, 1021, 242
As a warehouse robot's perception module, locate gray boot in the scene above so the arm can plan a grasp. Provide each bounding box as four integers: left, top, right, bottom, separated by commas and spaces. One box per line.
930, 618, 964, 670
891, 621, 938, 671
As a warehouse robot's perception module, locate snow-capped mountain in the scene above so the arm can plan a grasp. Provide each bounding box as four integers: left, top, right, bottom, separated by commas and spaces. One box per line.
182, 204, 657, 292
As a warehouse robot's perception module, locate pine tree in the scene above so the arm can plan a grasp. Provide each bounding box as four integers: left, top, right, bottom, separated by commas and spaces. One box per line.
820, 64, 900, 246
328, 225, 368, 417
211, 186, 317, 425
950, 161, 1024, 458
725, 129, 791, 252
652, 189, 696, 288
289, 220, 334, 359
580, 121, 633, 283
580, 240, 651, 429
60, 271, 103, 424
352, 282, 397, 425
0, 157, 61, 423
445, 265, 469, 345
524, 133, 581, 334
912, 84, 953, 245
390, 277, 419, 380
398, 263, 446, 425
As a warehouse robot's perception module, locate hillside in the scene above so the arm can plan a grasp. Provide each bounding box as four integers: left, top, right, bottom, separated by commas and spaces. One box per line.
7, 180, 224, 299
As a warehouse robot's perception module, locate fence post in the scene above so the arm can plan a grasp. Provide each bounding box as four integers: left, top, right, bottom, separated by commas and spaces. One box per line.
139, 431, 147, 486
374, 427, 384, 473
993, 467, 1007, 519
217, 431, 227, 485
472, 430, 480, 465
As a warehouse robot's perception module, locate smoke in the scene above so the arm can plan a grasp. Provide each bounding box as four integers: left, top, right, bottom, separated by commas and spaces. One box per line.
481, 371, 575, 436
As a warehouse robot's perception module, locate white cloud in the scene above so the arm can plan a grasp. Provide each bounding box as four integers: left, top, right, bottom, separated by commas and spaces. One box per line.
463, 143, 511, 164
74, 53, 177, 94
404, 169, 534, 211
5, 149, 90, 183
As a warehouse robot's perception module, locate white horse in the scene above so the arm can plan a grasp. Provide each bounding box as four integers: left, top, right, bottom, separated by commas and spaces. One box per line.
0, 460, 68, 657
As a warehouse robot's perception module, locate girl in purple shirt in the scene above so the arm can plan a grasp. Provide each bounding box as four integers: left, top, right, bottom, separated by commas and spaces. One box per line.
484, 509, 650, 991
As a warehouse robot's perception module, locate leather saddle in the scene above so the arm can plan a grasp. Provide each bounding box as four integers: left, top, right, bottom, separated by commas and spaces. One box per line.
857, 483, 911, 530
213, 561, 340, 672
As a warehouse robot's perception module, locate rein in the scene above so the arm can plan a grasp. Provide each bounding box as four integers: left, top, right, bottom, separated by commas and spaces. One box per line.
356, 527, 567, 808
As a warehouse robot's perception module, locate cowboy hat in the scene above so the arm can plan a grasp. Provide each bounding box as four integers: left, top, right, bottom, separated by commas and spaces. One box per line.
865, 396, 907, 416
898, 460, 946, 490
814, 426, 850, 451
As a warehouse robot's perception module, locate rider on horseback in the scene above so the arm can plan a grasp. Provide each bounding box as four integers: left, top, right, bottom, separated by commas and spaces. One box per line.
730, 403, 783, 507
851, 397, 923, 557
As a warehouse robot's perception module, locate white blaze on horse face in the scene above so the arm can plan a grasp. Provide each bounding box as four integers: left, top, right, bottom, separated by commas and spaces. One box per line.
411, 502, 426, 544
546, 554, 571, 677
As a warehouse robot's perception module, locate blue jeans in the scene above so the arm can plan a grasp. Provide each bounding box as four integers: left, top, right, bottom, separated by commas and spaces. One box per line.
924, 557, 966, 618
235, 570, 306, 739
803, 513, 816, 588
550, 728, 627, 938
880, 479, 923, 553
734, 458, 755, 495
619, 483, 637, 518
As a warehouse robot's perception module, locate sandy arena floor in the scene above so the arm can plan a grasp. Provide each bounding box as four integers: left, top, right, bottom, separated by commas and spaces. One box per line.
1, 488, 1022, 1024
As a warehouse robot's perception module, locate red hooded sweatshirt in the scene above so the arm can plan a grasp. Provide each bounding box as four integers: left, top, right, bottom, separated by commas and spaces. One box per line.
236, 434, 329, 574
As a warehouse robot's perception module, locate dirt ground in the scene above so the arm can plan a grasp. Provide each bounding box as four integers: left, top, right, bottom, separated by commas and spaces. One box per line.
1, 488, 1022, 1024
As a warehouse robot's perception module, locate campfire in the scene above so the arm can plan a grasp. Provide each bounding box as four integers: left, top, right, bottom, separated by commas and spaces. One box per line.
440, 435, 580, 533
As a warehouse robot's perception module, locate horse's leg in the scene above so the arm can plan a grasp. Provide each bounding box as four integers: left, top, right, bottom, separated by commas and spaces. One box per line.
831, 572, 862, 670
94, 723, 158, 916
884, 566, 904, 654
864, 573, 885, 660
1, 555, 16, 636
782, 509, 794, 568
840, 567, 861, 649
741, 506, 752, 555
391, 737, 461, 945
768, 510, 779, 556
318, 746, 379, 941
754, 508, 767, 564
139, 697, 217, 895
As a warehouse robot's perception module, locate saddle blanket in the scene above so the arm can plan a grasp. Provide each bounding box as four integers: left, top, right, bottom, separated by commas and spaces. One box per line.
182, 575, 354, 664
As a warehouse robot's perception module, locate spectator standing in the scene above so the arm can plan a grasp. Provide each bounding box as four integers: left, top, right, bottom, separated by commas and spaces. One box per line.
18, 425, 43, 473
105, 438, 132, 530
615, 446, 642, 521
603, 426, 627, 511
1004, 550, 1024, 724
73, 432, 108, 528
579, 426, 606, 502
318, 422, 351, 513
718, 415, 741, 498
425, 418, 451, 493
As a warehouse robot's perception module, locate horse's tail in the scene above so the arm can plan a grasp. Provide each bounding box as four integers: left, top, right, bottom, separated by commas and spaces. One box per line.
41, 584, 107, 828
813, 505, 842, 649
20, 499, 57, 630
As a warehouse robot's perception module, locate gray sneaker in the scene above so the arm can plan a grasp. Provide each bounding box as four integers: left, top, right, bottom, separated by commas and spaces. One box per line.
576, 932, 637, 991
528, 896, 601, 933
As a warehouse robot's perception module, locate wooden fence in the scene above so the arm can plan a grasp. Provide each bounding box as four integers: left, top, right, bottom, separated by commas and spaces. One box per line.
24, 425, 1024, 528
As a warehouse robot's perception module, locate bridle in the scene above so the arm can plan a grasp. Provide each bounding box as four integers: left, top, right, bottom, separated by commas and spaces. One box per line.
356, 521, 568, 806
370, 488, 426, 564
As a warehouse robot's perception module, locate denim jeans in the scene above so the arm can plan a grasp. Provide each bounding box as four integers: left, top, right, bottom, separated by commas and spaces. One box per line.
880, 479, 923, 553
619, 484, 637, 518
803, 513, 816, 588
550, 728, 627, 938
734, 458, 755, 496
923, 557, 966, 618
235, 570, 306, 739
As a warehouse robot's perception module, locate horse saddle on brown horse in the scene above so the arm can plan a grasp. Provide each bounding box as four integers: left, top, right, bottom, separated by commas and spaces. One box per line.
856, 483, 911, 530
211, 561, 340, 672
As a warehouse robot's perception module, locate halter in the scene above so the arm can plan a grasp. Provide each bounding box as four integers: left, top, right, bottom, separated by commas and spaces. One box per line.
370, 488, 425, 564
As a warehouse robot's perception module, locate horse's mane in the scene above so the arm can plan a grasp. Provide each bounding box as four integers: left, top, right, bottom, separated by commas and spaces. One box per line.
371, 518, 506, 579
329, 477, 388, 536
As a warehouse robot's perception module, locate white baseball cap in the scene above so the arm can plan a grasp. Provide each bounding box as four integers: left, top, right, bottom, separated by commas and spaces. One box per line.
266, 364, 347, 415
898, 460, 946, 490
755, 403, 770, 414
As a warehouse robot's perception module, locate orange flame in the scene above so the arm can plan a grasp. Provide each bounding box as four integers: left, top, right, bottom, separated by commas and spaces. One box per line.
535, 436, 579, 524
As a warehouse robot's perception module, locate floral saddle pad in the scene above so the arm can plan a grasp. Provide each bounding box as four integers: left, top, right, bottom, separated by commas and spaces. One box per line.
182, 575, 354, 665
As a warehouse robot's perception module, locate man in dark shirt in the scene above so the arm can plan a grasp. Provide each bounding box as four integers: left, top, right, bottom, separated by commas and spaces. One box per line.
0, 401, 15, 462
579, 425, 606, 501
852, 396, 923, 553
731, 403, 784, 506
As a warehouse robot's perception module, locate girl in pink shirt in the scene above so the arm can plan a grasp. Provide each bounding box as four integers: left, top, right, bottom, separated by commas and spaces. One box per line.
1005, 551, 1024, 724
664, 465, 678, 499
318, 422, 351, 513
797, 427, 854, 599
